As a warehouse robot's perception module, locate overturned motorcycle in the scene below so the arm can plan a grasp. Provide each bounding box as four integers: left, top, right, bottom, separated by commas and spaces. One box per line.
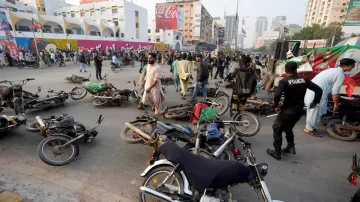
65, 74, 91, 84
36, 115, 104, 166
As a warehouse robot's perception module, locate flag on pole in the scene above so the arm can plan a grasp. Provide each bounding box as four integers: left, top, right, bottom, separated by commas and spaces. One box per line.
32, 18, 42, 30
284, 27, 289, 33
344, 75, 357, 97
242, 29, 246, 35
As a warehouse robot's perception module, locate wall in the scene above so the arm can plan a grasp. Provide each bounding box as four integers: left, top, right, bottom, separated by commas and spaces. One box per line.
13, 37, 154, 53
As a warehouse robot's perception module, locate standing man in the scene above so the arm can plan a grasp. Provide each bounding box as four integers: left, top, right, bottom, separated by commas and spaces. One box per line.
191, 54, 209, 102
94, 52, 103, 80
79, 52, 86, 72
267, 62, 322, 160
171, 55, 181, 92
214, 54, 224, 79
142, 53, 165, 114
304, 58, 356, 137
177, 53, 192, 100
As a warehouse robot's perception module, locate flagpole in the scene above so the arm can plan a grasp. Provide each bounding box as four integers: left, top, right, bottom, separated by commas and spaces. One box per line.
32, 28, 40, 63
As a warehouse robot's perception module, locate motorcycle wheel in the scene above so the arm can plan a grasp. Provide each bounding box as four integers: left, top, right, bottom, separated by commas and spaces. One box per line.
187, 147, 213, 159
326, 119, 357, 141
33, 63, 39, 69
0, 107, 3, 113
26, 121, 41, 132
131, 61, 135, 67
111, 66, 116, 71
120, 120, 154, 144
139, 166, 184, 202
231, 111, 261, 137
93, 98, 109, 106
70, 87, 87, 100
17, 63, 24, 69
212, 95, 229, 116
37, 135, 78, 166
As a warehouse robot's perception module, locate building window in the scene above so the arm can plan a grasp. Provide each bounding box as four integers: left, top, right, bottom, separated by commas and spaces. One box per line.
343, 3, 346, 6
71, 12, 75, 17
42, 7, 45, 12
341, 9, 344, 12
148, 38, 151, 42
121, 33, 125, 37
135, 11, 139, 17
54, 13, 57, 16
112, 9, 117, 14
114, 21, 118, 26
62, 13, 66, 17
90, 11, 94, 16
136, 22, 139, 28
148, 29, 151, 33
80, 11, 84, 17
156, 38, 160, 42
37, 7, 40, 11
155, 29, 159, 33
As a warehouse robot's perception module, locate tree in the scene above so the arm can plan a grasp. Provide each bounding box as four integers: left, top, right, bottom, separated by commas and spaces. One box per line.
292, 22, 344, 46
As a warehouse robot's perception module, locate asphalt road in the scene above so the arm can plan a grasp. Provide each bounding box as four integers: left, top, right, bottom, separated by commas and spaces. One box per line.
0, 62, 359, 202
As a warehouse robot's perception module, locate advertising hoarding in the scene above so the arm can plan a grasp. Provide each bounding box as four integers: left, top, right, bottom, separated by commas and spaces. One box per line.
344, 0, 360, 26
156, 5, 178, 29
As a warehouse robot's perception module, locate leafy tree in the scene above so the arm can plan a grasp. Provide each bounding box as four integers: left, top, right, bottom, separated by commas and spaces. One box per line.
292, 22, 344, 46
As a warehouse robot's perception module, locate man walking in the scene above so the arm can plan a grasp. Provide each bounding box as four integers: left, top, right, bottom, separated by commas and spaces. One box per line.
142, 53, 165, 114
171, 55, 181, 92
177, 53, 192, 100
267, 62, 322, 160
94, 52, 103, 80
79, 52, 86, 72
304, 58, 356, 137
191, 54, 209, 102
214, 54, 224, 79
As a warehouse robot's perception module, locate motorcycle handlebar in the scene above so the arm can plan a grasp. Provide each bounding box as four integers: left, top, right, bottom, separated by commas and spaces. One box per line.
27, 78, 35, 81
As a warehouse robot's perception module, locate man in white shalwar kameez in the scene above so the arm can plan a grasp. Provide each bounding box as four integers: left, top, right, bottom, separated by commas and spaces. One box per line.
304, 58, 356, 137
142, 53, 165, 114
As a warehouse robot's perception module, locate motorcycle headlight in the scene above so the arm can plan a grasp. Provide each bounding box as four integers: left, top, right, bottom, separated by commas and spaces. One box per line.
258, 163, 268, 177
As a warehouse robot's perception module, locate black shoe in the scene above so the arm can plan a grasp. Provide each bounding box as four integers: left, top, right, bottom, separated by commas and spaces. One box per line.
266, 149, 281, 160
282, 146, 296, 155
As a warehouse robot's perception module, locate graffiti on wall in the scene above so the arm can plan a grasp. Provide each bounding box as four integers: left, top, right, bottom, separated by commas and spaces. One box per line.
0, 36, 18, 57
14, 37, 154, 53
154, 43, 170, 51
15, 37, 78, 53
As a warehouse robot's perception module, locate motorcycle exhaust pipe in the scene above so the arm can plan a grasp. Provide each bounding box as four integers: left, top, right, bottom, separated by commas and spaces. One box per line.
36, 116, 46, 128
246, 99, 264, 105
140, 186, 178, 202
125, 122, 152, 141
93, 96, 114, 99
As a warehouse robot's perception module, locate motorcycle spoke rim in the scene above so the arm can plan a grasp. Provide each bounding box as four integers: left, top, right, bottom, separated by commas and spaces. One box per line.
331, 123, 353, 137
42, 138, 75, 163
143, 171, 181, 202
234, 113, 258, 135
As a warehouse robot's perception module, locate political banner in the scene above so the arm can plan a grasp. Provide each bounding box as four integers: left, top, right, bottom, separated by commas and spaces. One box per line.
0, 12, 10, 31
344, 0, 360, 26
177, 7, 184, 29
156, 5, 178, 29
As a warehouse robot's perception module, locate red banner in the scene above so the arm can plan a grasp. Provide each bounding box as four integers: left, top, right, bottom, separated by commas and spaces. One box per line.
156, 5, 178, 30
80, 0, 108, 5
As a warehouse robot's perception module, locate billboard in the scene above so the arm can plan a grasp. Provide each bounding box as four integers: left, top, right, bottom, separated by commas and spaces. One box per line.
193, 1, 201, 37
0, 12, 10, 31
177, 7, 184, 29
255, 38, 265, 49
344, 0, 360, 26
306, 39, 327, 48
261, 31, 280, 40
156, 5, 178, 29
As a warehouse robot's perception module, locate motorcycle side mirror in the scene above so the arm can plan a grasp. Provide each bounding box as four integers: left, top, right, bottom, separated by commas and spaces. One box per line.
37, 86, 41, 93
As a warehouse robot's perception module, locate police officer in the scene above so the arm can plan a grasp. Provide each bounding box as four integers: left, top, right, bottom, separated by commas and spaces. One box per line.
267, 62, 322, 160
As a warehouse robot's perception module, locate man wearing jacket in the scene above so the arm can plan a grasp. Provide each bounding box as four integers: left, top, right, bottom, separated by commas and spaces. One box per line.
190, 54, 209, 102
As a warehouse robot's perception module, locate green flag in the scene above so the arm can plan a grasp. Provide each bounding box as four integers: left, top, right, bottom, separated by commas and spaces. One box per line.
32, 18, 42, 30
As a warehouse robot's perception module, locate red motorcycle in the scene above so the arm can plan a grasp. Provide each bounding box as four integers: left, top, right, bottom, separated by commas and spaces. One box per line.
349, 153, 360, 202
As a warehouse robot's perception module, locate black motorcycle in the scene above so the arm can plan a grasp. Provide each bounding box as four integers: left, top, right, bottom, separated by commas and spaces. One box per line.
121, 57, 135, 67
17, 59, 39, 69
36, 115, 104, 166
0, 85, 27, 133
24, 89, 70, 111
25, 113, 68, 135
0, 78, 40, 113
65, 74, 91, 84
110, 62, 123, 72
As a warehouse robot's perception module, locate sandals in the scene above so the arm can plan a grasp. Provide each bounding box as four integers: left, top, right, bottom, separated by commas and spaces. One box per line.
303, 129, 322, 137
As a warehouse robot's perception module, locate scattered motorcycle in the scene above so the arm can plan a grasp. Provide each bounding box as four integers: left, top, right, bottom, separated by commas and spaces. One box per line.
24, 89, 70, 111
93, 88, 133, 107
69, 74, 112, 100
326, 95, 360, 141
187, 84, 219, 98
139, 139, 280, 202
17, 59, 39, 69
65, 74, 91, 84
0, 78, 40, 112
0, 93, 27, 133
36, 115, 104, 166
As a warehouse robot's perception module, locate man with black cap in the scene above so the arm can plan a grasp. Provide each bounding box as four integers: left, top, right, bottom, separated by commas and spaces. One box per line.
267, 62, 322, 160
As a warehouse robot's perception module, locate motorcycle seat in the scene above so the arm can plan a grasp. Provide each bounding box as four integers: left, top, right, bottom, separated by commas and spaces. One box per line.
159, 141, 251, 192
56, 116, 75, 128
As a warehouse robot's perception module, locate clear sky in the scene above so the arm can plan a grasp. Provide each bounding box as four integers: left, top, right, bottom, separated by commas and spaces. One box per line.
137, 0, 307, 48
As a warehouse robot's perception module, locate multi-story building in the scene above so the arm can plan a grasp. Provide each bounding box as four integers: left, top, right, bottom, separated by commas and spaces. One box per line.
224, 15, 239, 47
304, 0, 350, 27
0, 0, 148, 42
271, 16, 286, 31
155, 0, 213, 45
287, 24, 302, 36
253, 16, 268, 47
147, 21, 183, 50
